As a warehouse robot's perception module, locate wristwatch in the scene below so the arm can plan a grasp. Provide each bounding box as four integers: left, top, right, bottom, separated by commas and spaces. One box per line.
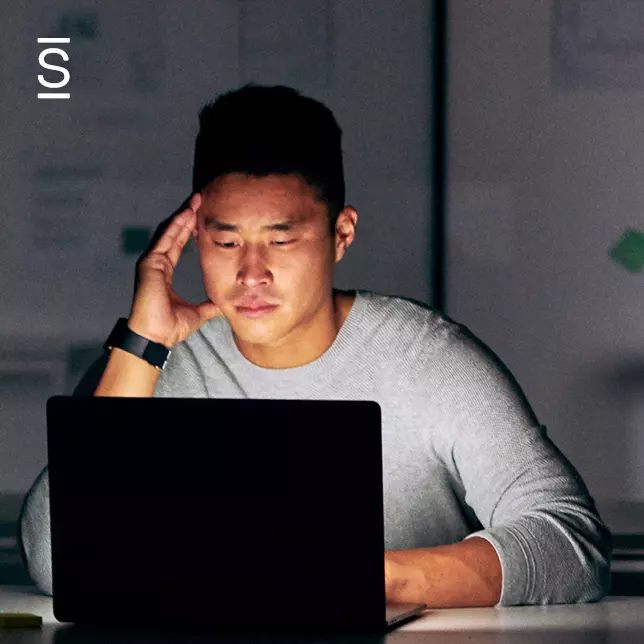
104, 318, 171, 370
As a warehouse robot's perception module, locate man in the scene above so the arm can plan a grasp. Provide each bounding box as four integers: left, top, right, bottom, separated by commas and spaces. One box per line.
19, 84, 611, 606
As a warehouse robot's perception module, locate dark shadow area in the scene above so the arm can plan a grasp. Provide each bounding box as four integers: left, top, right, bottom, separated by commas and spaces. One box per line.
53, 624, 390, 644
50, 626, 644, 644
0, 492, 32, 585
610, 572, 644, 596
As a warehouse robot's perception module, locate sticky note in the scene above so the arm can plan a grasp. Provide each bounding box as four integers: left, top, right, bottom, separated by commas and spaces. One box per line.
121, 226, 152, 255
0, 612, 43, 628
610, 228, 644, 272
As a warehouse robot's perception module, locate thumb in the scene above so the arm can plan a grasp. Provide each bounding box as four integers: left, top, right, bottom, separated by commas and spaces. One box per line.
196, 299, 222, 323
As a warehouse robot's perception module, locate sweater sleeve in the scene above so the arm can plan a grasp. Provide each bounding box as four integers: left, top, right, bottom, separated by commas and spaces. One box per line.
18, 465, 53, 596
431, 327, 612, 606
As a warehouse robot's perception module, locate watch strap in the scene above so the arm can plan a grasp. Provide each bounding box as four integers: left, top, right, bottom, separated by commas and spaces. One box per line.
104, 318, 171, 370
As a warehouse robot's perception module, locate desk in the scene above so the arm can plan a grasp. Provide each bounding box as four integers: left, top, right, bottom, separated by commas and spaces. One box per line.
2, 585, 644, 643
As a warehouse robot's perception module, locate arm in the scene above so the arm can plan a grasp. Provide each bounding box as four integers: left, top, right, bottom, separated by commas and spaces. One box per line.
95, 193, 218, 397
385, 537, 502, 608
422, 328, 612, 606
94, 347, 161, 396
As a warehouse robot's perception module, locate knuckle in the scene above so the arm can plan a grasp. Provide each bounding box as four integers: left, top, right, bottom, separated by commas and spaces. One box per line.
137, 252, 172, 274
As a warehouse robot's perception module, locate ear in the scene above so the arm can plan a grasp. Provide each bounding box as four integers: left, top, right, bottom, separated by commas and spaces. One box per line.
334, 206, 358, 263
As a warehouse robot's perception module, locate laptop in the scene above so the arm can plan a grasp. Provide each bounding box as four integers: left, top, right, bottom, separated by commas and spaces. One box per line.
46, 396, 426, 632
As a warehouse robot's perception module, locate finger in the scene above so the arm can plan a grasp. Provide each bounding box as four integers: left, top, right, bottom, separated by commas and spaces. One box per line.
174, 193, 197, 216
178, 192, 200, 214
150, 210, 192, 258
141, 197, 190, 257
196, 299, 222, 323
148, 195, 199, 257
189, 192, 202, 213
165, 209, 196, 267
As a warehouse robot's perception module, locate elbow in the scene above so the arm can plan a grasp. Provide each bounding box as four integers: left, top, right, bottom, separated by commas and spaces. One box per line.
18, 467, 54, 597
21, 533, 53, 598
564, 553, 610, 605
549, 514, 613, 605
492, 510, 613, 605
576, 523, 612, 604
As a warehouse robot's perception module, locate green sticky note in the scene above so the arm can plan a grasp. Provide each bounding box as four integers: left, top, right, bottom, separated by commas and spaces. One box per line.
610, 229, 644, 273
121, 226, 151, 255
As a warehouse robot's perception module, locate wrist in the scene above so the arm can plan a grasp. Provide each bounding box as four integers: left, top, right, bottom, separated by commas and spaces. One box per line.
126, 316, 171, 347
384, 556, 413, 600
104, 318, 172, 371
95, 347, 161, 397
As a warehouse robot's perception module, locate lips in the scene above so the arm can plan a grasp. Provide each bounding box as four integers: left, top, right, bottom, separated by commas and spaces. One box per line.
235, 304, 278, 320
235, 299, 276, 310
234, 298, 279, 319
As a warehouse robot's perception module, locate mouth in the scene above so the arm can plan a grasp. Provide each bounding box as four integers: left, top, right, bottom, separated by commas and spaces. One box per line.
234, 302, 279, 319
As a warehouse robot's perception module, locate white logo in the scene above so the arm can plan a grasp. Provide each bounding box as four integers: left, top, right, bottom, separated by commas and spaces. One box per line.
37, 38, 71, 99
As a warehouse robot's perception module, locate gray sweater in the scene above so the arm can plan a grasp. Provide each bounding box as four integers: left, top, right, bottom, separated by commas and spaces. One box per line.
19, 290, 611, 604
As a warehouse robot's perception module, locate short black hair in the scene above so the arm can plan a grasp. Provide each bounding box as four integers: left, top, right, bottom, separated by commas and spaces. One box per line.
192, 84, 345, 231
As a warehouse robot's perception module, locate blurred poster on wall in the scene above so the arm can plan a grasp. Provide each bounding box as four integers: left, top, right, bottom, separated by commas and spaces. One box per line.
239, 0, 331, 99
552, 0, 644, 88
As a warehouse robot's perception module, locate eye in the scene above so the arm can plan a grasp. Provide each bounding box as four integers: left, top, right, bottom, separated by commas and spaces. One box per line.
212, 239, 296, 249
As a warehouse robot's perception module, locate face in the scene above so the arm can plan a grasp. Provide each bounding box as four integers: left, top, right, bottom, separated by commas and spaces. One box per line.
193, 173, 356, 361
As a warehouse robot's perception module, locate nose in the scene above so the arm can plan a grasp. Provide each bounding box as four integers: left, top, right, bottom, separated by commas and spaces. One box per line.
237, 244, 273, 288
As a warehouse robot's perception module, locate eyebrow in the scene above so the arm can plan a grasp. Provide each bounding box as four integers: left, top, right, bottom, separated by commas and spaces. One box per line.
202, 216, 306, 232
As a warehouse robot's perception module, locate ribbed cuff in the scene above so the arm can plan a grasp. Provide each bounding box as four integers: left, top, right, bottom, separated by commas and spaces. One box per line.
465, 524, 537, 606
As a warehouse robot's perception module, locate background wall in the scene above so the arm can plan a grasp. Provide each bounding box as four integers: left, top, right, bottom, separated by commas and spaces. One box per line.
4, 0, 643, 585
0, 0, 433, 494
447, 0, 644, 508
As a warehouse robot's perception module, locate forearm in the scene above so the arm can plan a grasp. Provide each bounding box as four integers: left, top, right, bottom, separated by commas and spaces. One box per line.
385, 537, 502, 608
94, 348, 160, 396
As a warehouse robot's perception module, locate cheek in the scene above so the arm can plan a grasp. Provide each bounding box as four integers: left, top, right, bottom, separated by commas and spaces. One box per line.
298, 247, 334, 278
198, 251, 231, 289
291, 240, 331, 269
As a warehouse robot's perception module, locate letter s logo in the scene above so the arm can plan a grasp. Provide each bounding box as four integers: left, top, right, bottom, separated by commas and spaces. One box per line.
38, 48, 70, 88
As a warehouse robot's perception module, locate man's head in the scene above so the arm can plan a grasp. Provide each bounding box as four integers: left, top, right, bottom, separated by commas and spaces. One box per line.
191, 84, 358, 365
193, 83, 345, 233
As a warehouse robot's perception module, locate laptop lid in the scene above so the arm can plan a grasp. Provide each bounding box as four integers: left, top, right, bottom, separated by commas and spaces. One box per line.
47, 396, 396, 630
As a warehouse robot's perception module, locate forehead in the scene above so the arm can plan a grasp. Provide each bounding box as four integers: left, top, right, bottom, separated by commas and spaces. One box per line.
201, 173, 325, 216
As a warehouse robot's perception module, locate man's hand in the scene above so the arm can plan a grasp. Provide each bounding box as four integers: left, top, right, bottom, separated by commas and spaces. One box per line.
384, 537, 503, 608
94, 193, 223, 397
128, 192, 222, 348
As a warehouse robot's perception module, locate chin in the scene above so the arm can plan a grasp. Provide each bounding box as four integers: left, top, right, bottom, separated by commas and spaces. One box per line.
234, 328, 285, 347
229, 315, 284, 345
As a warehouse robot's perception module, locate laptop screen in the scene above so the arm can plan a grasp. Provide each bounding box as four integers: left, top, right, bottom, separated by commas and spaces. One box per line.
47, 396, 386, 629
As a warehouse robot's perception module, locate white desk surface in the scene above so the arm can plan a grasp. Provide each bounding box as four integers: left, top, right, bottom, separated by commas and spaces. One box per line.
2, 585, 644, 643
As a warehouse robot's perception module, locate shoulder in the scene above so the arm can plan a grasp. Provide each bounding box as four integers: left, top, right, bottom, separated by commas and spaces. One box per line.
362, 291, 533, 411
355, 290, 462, 359
424, 313, 537, 426
363, 291, 504, 364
